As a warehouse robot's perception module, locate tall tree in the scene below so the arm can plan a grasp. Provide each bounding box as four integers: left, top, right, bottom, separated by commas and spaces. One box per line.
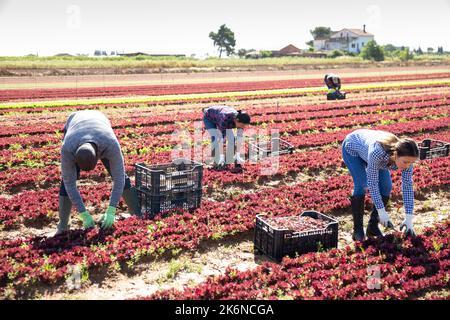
310, 27, 332, 40
209, 24, 236, 58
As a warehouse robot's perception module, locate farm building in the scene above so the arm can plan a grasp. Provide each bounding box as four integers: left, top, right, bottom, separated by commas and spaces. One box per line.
272, 44, 302, 56
273, 45, 327, 58
246, 45, 326, 58
314, 25, 374, 53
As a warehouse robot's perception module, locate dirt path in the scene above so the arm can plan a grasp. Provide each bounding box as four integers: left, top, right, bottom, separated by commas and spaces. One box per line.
1, 66, 449, 89
32, 189, 449, 300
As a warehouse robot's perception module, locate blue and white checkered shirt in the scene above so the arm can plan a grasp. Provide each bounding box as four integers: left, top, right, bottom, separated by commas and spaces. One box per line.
343, 129, 414, 215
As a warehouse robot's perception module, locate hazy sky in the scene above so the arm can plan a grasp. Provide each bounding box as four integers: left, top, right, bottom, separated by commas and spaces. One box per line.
0, 0, 449, 56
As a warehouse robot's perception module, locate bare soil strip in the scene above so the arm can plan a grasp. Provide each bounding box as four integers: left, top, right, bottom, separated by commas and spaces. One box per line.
1, 66, 449, 89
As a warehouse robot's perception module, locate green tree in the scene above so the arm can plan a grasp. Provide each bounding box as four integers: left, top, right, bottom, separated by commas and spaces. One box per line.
260, 50, 273, 58
416, 47, 423, 55
237, 48, 255, 58
209, 24, 236, 58
310, 26, 332, 40
237, 49, 246, 58
383, 44, 397, 53
328, 50, 344, 58
396, 49, 413, 61
361, 40, 385, 61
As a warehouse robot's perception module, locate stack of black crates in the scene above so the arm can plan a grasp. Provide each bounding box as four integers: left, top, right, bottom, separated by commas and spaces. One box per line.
135, 158, 203, 218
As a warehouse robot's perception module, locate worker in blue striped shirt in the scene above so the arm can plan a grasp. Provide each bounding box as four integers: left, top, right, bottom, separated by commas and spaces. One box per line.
342, 129, 419, 241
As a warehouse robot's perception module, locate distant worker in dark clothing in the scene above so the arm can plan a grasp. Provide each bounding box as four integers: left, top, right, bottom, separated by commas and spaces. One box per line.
324, 73, 346, 100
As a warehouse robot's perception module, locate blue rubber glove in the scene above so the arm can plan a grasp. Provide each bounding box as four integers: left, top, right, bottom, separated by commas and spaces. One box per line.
78, 211, 95, 229
100, 206, 116, 229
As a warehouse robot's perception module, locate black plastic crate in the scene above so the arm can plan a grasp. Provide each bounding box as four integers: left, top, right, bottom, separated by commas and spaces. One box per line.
136, 188, 202, 218
135, 158, 203, 217
254, 211, 338, 262
247, 137, 294, 162
419, 139, 450, 160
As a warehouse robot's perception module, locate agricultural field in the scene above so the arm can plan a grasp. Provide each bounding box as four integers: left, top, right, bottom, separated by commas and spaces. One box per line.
0, 66, 449, 300
2, 54, 449, 77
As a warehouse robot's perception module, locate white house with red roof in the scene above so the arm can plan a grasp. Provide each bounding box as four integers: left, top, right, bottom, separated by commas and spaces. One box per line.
314, 25, 375, 53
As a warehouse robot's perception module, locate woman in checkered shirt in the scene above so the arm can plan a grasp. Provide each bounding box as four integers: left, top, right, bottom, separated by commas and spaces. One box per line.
342, 129, 419, 241
203, 106, 251, 167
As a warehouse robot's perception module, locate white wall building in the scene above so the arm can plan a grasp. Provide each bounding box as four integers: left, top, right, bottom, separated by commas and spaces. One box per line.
314, 26, 374, 53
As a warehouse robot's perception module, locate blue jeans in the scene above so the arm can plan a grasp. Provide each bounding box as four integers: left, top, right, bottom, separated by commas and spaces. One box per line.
59, 157, 132, 196
203, 116, 219, 144
203, 115, 236, 162
342, 142, 392, 197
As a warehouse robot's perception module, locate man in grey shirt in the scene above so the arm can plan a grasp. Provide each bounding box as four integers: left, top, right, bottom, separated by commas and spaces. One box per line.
56, 110, 140, 235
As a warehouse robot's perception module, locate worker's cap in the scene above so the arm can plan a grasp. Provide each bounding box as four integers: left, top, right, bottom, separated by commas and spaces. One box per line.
75, 143, 98, 171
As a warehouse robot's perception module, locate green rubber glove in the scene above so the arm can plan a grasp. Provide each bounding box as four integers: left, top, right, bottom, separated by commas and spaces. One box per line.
101, 206, 116, 229
78, 211, 95, 229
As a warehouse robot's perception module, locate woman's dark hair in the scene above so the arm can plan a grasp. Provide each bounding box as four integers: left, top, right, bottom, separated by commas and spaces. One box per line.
236, 110, 251, 124
396, 138, 419, 158
378, 132, 419, 159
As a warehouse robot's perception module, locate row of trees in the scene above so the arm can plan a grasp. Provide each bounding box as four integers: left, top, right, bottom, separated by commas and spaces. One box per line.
360, 42, 446, 61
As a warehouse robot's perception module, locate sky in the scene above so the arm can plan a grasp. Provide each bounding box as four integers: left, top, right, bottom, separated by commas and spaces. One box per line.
0, 0, 449, 57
